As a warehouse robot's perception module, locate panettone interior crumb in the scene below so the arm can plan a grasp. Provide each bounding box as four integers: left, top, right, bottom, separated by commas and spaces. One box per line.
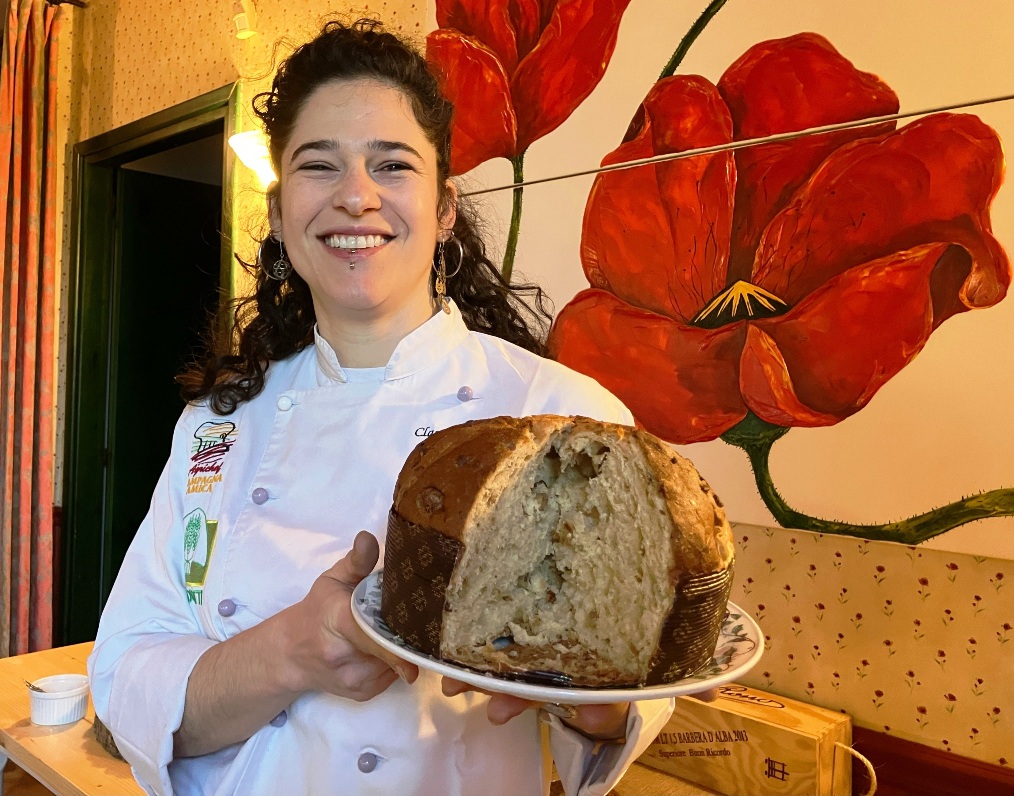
441, 426, 675, 681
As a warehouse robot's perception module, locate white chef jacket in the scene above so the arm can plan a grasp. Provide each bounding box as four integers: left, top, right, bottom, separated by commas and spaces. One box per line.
89, 302, 675, 796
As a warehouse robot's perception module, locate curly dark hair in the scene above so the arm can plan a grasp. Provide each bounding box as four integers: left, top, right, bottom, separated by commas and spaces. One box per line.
178, 18, 553, 414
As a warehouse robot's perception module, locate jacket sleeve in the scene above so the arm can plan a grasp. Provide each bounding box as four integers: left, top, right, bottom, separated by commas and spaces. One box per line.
548, 698, 674, 796
87, 404, 218, 796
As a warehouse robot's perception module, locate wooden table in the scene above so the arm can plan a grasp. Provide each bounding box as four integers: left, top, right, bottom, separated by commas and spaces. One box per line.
0, 643, 143, 796
0, 644, 715, 796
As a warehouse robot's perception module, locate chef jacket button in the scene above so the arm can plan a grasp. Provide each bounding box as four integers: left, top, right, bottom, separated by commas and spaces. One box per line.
251, 487, 269, 505
269, 710, 287, 727
277, 395, 293, 411
357, 752, 378, 773
456, 386, 473, 402
217, 599, 237, 617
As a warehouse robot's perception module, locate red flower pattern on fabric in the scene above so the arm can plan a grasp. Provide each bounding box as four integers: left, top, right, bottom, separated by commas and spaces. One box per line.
549, 33, 1009, 444
426, 0, 632, 174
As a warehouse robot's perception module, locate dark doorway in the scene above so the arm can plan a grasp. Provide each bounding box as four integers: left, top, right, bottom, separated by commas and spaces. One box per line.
62, 86, 237, 643
105, 165, 223, 580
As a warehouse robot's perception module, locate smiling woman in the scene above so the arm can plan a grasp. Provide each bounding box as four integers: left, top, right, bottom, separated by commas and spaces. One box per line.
85, 17, 683, 796
268, 78, 452, 362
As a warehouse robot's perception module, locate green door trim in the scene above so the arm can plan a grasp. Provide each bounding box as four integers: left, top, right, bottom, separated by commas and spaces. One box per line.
61, 84, 238, 643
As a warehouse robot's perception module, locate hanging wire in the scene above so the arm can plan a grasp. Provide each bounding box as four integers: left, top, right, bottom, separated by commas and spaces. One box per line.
460, 92, 1014, 198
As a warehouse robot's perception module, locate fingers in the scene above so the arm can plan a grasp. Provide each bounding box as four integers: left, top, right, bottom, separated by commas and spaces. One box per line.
441, 677, 483, 697
323, 531, 380, 590
441, 679, 536, 725
336, 600, 418, 686
568, 703, 630, 740
315, 531, 418, 686
350, 634, 419, 685
488, 694, 538, 725
689, 687, 720, 703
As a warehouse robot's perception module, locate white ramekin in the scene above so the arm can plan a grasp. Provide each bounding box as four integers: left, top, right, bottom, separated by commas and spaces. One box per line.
28, 674, 90, 726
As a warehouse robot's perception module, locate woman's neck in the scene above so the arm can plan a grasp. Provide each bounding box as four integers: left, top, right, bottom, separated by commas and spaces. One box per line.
315, 300, 439, 368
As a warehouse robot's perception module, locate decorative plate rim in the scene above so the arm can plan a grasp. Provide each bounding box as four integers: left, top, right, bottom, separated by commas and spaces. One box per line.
351, 569, 763, 704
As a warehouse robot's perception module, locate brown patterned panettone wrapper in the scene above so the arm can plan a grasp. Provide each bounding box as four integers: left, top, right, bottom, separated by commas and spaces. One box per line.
381, 510, 462, 658
646, 565, 735, 685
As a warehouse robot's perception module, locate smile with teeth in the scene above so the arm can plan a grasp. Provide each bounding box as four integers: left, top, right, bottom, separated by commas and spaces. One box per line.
324, 234, 390, 250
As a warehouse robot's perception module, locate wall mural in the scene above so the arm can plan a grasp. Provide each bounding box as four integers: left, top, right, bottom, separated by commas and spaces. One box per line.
428, 0, 1012, 545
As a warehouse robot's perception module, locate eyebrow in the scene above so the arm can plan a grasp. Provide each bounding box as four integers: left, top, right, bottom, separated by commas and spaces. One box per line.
288, 138, 426, 163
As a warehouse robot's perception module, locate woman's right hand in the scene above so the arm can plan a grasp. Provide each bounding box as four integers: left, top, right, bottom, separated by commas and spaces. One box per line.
280, 530, 418, 700
176, 531, 415, 758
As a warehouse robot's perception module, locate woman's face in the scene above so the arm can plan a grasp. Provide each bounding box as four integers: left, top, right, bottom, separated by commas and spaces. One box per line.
271, 78, 454, 340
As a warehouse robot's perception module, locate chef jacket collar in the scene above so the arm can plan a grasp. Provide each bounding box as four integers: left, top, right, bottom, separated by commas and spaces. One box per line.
313, 300, 470, 386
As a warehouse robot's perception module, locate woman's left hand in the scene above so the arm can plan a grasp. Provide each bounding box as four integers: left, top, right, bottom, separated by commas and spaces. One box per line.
441, 678, 629, 741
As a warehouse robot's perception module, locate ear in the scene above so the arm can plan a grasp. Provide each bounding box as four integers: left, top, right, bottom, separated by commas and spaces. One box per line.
438, 180, 458, 237
267, 192, 282, 240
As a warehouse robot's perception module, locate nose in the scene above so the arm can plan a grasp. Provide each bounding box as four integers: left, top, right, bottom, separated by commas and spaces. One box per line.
334, 162, 381, 216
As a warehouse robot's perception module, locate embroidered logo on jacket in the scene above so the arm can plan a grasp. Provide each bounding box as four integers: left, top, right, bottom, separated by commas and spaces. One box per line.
183, 507, 219, 605
187, 421, 237, 494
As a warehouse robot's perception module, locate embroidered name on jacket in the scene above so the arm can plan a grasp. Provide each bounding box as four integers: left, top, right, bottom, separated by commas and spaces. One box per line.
187, 421, 237, 494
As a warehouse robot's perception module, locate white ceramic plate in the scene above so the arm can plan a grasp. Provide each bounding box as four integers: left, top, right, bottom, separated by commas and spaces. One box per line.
352, 570, 763, 704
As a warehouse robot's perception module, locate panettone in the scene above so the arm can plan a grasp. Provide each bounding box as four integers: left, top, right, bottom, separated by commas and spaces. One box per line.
380, 415, 734, 687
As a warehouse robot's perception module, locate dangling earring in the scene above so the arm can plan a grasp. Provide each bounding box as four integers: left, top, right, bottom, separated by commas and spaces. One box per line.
259, 237, 292, 281
433, 233, 463, 314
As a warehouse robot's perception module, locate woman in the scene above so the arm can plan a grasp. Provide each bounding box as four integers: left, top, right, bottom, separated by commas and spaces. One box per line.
89, 19, 678, 796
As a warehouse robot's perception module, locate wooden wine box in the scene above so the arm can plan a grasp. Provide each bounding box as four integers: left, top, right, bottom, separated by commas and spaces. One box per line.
639, 684, 853, 796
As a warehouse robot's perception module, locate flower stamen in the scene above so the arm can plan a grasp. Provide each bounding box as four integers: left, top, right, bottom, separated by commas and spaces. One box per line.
692, 280, 790, 329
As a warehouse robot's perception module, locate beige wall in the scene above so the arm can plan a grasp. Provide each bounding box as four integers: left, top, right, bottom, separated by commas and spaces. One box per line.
52, 0, 425, 494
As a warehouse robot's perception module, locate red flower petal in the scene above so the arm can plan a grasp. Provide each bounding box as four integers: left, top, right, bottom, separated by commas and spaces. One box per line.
511, 0, 632, 151
718, 33, 899, 282
508, 0, 544, 61
437, 0, 520, 72
427, 30, 518, 174
549, 290, 747, 443
743, 243, 953, 425
581, 76, 734, 322
752, 113, 1009, 309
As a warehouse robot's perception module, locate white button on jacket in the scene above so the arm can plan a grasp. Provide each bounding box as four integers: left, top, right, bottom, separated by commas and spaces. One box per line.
89, 304, 675, 796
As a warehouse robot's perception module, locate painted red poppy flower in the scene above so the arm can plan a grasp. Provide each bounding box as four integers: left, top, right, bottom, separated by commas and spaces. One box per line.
427, 0, 632, 174
549, 33, 1009, 444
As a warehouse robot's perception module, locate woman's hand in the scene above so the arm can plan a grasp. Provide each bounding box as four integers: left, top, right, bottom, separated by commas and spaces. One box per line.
176, 531, 417, 758
441, 680, 720, 741
441, 678, 630, 740
280, 531, 418, 700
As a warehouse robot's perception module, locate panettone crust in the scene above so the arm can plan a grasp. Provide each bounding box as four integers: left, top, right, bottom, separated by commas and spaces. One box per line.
393, 416, 733, 570
382, 414, 736, 686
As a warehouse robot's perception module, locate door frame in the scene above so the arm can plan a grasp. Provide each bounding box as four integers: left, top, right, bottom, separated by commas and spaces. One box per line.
61, 85, 239, 643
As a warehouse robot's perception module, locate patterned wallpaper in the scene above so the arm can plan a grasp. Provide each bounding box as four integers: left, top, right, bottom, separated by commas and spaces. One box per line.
732, 523, 1013, 766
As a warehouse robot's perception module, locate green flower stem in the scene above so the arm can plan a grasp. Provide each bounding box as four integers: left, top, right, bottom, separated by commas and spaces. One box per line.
722, 414, 1014, 544
659, 0, 730, 79
501, 154, 525, 283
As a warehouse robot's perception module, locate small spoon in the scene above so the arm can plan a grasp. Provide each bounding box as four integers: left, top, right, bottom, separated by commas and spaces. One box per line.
24, 679, 45, 693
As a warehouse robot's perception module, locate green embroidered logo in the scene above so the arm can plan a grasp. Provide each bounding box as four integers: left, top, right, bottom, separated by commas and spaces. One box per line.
183, 508, 218, 605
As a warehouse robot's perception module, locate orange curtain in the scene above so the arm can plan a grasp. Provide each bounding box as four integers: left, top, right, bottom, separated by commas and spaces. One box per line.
0, 0, 60, 657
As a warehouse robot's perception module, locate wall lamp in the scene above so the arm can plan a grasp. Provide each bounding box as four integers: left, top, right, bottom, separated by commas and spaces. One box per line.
233, 0, 257, 40
228, 130, 277, 189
